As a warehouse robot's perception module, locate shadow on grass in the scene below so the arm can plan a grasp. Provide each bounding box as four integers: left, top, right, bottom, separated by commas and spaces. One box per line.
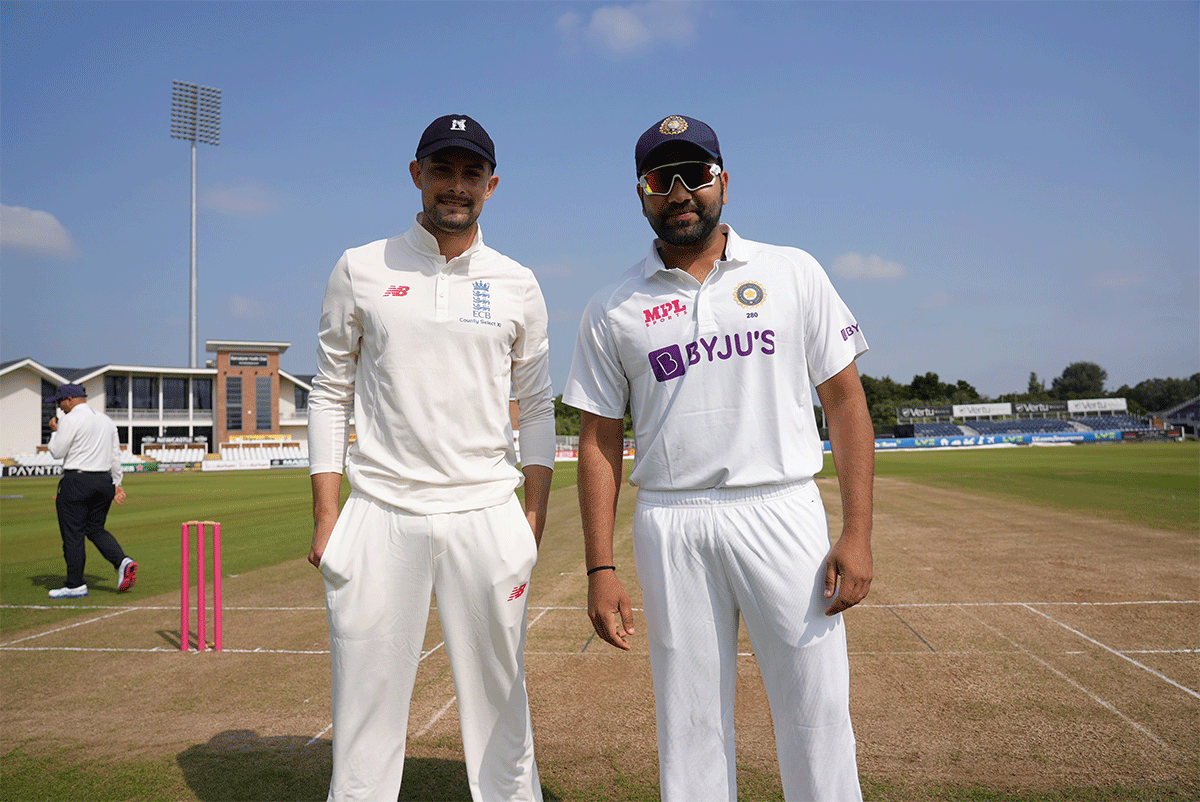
178, 730, 562, 801
30, 572, 121, 594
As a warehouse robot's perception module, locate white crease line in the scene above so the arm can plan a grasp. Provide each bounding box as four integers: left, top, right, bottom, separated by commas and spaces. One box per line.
413, 697, 457, 739
0, 604, 327, 611
0, 646, 331, 654
867, 600, 1200, 608
1021, 604, 1200, 700
305, 724, 333, 747
3, 600, 1196, 613
310, 628, 457, 745
411, 605, 552, 742
964, 608, 1174, 752
0, 608, 136, 645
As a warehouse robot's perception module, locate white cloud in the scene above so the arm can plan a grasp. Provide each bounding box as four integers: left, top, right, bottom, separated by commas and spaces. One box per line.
556, 2, 700, 58
227, 295, 266, 320
202, 180, 280, 217
831, 252, 906, 281
0, 204, 79, 258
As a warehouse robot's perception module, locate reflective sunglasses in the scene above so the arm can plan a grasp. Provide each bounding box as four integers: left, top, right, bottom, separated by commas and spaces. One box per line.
638, 161, 722, 195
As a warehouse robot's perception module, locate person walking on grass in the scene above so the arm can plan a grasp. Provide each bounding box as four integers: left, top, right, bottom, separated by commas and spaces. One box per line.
46, 383, 137, 599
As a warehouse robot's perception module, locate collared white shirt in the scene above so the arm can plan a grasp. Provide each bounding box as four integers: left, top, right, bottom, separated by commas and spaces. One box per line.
564, 225, 867, 492
308, 217, 554, 515
47, 403, 123, 486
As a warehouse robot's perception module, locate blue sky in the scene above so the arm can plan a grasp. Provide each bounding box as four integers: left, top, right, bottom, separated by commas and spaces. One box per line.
2, 1, 1197, 399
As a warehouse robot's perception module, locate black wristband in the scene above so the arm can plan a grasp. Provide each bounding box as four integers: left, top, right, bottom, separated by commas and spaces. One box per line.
586, 565, 617, 576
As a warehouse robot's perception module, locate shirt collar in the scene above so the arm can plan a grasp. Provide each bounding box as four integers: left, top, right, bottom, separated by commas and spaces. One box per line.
404, 214, 486, 262
641, 224, 748, 279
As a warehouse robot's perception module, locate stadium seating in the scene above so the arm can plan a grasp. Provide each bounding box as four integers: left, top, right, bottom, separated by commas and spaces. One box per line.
913, 422, 964, 437
970, 418, 1075, 435
1073, 415, 1149, 431
141, 446, 208, 463
218, 441, 308, 461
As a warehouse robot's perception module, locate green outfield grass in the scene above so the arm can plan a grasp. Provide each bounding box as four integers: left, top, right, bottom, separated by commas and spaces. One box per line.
1, 446, 1196, 802
846, 441, 1198, 534
0, 465, 585, 638
2, 444, 1193, 637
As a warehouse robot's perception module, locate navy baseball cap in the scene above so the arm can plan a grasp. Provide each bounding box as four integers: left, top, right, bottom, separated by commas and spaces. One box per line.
415, 114, 496, 168
51, 383, 86, 403
635, 115, 722, 175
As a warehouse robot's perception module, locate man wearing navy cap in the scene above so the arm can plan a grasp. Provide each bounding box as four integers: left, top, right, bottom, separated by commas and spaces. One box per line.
308, 114, 554, 801
46, 383, 137, 598
564, 115, 874, 801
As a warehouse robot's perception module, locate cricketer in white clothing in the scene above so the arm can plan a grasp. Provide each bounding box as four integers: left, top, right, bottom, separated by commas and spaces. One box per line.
307, 114, 555, 802
564, 115, 875, 802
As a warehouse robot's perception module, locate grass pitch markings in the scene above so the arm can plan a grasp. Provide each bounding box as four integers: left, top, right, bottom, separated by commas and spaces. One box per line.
1021, 603, 1200, 700
961, 606, 1175, 752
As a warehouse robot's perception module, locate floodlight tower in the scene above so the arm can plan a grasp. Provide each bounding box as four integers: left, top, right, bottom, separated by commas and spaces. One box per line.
170, 81, 221, 369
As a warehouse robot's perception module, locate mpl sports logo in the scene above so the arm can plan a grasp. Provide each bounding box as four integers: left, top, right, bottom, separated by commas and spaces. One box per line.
643, 300, 687, 327
648, 329, 776, 382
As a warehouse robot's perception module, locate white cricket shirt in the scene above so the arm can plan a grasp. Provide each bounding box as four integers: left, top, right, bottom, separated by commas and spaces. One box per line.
564, 225, 868, 492
308, 218, 555, 515
47, 403, 123, 486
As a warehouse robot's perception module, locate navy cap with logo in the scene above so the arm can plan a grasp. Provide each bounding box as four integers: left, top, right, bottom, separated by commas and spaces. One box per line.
415, 114, 496, 168
635, 114, 722, 176
51, 383, 87, 403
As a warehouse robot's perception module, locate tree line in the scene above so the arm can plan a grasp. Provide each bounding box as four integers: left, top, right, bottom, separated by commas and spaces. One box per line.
553, 362, 1199, 435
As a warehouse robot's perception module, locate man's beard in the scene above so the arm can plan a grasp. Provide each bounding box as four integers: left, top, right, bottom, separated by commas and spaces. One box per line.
423, 196, 479, 234
648, 197, 722, 247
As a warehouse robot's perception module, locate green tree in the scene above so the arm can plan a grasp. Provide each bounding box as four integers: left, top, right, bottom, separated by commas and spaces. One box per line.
1114, 373, 1200, 414
554, 395, 580, 437
1051, 361, 1107, 400
553, 395, 633, 438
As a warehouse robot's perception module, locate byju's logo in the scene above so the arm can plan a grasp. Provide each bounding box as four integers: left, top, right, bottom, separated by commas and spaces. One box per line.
840, 322, 860, 341
648, 330, 776, 383
648, 345, 687, 382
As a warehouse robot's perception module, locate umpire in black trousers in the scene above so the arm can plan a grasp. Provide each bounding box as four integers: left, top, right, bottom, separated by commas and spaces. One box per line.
46, 383, 137, 599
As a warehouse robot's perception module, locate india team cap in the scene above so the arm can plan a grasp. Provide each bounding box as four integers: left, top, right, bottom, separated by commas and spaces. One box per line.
635, 114, 722, 175
50, 383, 87, 402
415, 114, 496, 168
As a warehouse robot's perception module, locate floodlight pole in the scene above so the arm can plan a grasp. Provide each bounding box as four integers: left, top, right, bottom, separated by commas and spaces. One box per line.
171, 81, 221, 369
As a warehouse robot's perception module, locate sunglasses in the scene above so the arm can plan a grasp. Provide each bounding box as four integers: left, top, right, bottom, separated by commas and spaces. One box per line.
638, 161, 722, 195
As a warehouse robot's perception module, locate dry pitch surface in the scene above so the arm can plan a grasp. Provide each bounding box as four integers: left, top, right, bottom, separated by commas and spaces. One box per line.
2, 475, 1197, 800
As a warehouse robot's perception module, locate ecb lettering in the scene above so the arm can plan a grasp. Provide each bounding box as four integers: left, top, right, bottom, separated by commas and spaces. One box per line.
649, 330, 775, 382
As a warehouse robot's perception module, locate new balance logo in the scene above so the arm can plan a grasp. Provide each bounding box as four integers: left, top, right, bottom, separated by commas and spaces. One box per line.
507, 583, 527, 601
383, 286, 410, 297
451, 119, 467, 132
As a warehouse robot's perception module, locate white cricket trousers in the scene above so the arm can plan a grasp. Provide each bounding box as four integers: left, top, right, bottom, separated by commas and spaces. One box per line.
318, 491, 543, 802
632, 479, 863, 802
